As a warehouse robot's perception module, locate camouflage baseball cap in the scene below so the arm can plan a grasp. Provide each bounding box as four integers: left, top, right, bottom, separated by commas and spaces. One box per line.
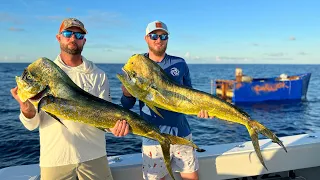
59, 18, 87, 34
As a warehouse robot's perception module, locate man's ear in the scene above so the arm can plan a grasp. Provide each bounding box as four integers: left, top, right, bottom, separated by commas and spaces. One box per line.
144, 35, 148, 42
56, 34, 61, 42
83, 38, 86, 45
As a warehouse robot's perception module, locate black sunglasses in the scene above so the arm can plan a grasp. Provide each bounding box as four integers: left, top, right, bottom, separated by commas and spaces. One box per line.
148, 33, 168, 41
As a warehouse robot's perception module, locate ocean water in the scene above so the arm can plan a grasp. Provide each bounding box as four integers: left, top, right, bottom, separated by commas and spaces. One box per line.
0, 63, 319, 169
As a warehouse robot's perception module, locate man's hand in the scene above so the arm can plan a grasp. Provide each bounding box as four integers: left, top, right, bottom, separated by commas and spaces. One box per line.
109, 120, 130, 137
10, 86, 36, 119
197, 109, 214, 119
121, 85, 132, 97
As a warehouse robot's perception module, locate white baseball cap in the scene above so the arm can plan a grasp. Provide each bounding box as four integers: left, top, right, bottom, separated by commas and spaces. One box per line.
145, 20, 169, 35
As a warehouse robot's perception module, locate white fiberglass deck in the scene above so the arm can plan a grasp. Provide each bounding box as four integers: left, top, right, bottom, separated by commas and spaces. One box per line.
1, 132, 320, 180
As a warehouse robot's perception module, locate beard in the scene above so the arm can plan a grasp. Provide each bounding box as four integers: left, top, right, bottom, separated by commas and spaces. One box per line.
60, 42, 83, 55
148, 44, 167, 56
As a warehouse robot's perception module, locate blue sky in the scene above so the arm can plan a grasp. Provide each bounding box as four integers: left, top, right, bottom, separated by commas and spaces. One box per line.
1, 0, 319, 64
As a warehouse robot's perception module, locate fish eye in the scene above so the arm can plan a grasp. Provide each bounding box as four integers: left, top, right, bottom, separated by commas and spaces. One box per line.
26, 74, 32, 80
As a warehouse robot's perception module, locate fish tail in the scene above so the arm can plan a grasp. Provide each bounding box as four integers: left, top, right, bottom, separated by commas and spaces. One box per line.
245, 123, 268, 170
158, 134, 203, 180
159, 138, 175, 180
249, 120, 287, 153
245, 120, 288, 170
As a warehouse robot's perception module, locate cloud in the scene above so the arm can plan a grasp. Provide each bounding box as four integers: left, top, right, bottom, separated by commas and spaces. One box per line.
217, 56, 293, 62
252, 43, 259, 46
83, 10, 126, 28
185, 52, 190, 58
36, 15, 65, 22
1, 55, 27, 62
36, 10, 126, 28
8, 27, 25, 32
298, 52, 307, 55
289, 36, 296, 41
215, 56, 250, 61
188, 54, 295, 63
264, 52, 285, 57
183, 52, 203, 61
66, 8, 72, 12
103, 49, 113, 52
260, 57, 293, 61
186, 55, 251, 63
0, 13, 22, 24
86, 43, 143, 52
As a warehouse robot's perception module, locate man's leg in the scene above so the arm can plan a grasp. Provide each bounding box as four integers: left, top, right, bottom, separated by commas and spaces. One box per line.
172, 134, 199, 180
77, 155, 114, 180
142, 144, 170, 180
41, 164, 77, 180
180, 171, 199, 180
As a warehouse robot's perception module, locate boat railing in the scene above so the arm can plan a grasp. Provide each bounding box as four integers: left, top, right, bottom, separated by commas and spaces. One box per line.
213, 79, 235, 102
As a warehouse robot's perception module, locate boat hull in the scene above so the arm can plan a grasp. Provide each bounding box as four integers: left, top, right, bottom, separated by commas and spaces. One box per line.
215, 73, 311, 103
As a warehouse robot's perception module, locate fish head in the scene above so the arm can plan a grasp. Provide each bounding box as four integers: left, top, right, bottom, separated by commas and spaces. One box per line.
122, 54, 155, 90
15, 57, 61, 103
15, 72, 47, 103
117, 73, 147, 99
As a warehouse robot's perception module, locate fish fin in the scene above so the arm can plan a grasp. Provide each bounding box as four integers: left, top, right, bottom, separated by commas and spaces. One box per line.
151, 86, 193, 104
162, 134, 202, 151
147, 103, 164, 119
99, 127, 108, 132
250, 120, 287, 153
246, 122, 268, 171
37, 95, 55, 113
149, 82, 193, 105
149, 84, 170, 102
45, 111, 68, 129
38, 95, 68, 129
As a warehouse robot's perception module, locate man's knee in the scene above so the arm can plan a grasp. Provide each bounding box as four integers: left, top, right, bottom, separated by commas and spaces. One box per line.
180, 171, 199, 180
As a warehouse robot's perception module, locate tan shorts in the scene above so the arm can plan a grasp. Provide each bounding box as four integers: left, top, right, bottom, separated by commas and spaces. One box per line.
40, 155, 113, 180
142, 134, 199, 180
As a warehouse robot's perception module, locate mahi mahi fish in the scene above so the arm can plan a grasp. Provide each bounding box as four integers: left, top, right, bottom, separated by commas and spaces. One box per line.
15, 57, 201, 180
117, 54, 288, 170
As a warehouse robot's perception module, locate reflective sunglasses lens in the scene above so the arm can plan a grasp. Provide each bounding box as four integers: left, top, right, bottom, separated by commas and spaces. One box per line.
159, 34, 168, 40
62, 31, 72, 38
74, 33, 85, 40
149, 34, 159, 40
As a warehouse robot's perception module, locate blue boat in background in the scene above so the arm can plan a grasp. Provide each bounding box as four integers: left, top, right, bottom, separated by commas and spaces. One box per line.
214, 70, 311, 104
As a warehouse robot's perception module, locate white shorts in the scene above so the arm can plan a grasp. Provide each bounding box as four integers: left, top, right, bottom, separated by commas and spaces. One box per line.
142, 134, 199, 180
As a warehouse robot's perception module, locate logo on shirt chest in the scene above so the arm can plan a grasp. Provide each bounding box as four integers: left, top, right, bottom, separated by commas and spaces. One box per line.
170, 67, 179, 76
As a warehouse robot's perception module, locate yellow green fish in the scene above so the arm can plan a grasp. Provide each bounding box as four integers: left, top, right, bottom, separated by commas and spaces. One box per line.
15, 57, 201, 180
117, 54, 288, 170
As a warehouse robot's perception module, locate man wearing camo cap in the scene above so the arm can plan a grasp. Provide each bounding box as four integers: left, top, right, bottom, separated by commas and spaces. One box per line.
11, 17, 130, 180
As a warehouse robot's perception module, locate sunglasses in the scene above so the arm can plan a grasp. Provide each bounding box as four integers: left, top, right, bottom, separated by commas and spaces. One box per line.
61, 30, 85, 40
148, 33, 168, 41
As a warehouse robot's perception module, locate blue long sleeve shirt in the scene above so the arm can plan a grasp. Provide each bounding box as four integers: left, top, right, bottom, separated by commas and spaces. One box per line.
121, 53, 193, 145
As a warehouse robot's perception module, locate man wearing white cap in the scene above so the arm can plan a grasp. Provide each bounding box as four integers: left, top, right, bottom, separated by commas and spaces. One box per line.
121, 20, 210, 180
11, 17, 130, 180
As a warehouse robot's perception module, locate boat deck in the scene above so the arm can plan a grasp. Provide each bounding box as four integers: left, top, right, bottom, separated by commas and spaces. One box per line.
1, 132, 320, 180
